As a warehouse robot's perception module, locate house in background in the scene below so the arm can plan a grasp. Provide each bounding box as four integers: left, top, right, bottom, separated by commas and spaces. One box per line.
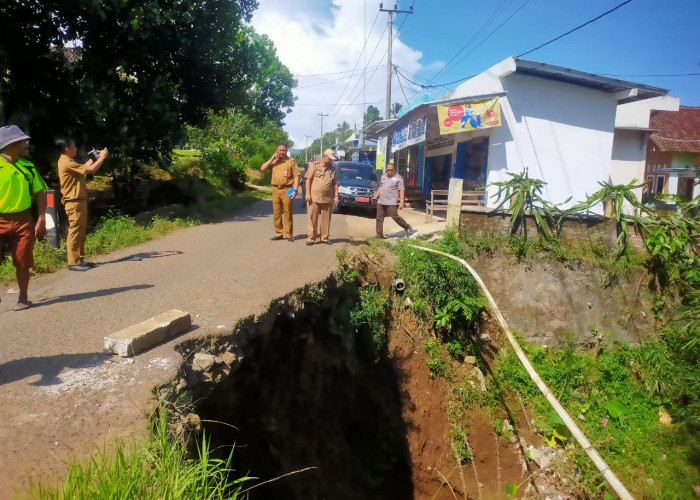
612, 95, 680, 211
644, 106, 700, 201
365, 57, 670, 212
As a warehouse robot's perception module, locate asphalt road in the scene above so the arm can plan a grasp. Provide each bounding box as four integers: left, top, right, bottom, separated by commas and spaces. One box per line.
0, 198, 440, 497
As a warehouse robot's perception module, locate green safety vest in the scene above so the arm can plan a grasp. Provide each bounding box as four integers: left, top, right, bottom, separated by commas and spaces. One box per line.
0, 157, 47, 213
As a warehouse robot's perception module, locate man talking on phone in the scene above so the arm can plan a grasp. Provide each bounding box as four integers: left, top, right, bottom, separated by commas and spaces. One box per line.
261, 143, 300, 241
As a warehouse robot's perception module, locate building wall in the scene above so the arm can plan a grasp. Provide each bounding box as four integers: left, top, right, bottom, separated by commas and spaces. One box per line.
495, 73, 617, 210
449, 60, 619, 210
611, 129, 648, 212
615, 96, 679, 128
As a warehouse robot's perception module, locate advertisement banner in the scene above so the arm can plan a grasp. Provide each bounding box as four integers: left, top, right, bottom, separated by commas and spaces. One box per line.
375, 135, 387, 170
437, 97, 502, 135
391, 111, 427, 152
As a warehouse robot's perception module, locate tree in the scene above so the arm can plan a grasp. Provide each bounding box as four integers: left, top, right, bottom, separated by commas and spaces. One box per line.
237, 27, 297, 126
391, 102, 403, 118
363, 105, 383, 126
0, 0, 295, 172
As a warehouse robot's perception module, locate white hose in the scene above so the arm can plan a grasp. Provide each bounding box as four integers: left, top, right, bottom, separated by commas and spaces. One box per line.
408, 244, 635, 500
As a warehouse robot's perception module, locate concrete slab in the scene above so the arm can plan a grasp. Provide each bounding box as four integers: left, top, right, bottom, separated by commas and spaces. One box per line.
104, 309, 191, 357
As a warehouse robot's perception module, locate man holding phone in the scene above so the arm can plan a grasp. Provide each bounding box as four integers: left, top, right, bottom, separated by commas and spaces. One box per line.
261, 143, 300, 241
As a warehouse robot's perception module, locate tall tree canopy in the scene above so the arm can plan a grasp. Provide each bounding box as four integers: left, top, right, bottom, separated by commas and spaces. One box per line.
0, 0, 295, 165
363, 105, 383, 126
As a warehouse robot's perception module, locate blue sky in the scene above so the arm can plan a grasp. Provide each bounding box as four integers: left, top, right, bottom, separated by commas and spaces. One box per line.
250, 0, 700, 146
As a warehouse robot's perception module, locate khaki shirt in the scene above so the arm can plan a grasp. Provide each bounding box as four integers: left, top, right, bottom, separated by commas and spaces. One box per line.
58, 154, 87, 202
270, 157, 299, 188
306, 161, 337, 204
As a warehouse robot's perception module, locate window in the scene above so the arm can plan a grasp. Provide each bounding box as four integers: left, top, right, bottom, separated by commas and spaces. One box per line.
655, 176, 665, 194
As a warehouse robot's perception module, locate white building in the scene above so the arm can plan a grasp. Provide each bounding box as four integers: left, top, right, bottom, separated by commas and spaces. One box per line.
365, 57, 669, 211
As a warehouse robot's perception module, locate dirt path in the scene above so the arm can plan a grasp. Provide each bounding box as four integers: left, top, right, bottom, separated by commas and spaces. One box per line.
0, 200, 439, 499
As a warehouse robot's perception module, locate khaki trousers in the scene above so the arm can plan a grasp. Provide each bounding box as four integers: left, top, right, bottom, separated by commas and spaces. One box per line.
307, 202, 332, 242
64, 200, 88, 265
272, 187, 294, 238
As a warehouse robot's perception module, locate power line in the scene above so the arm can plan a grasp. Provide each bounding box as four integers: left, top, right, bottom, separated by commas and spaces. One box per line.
331, 22, 389, 116
295, 66, 384, 78
430, 0, 517, 82
328, 10, 381, 115
517, 0, 633, 58
296, 67, 385, 89
393, 64, 410, 106
450, 0, 531, 71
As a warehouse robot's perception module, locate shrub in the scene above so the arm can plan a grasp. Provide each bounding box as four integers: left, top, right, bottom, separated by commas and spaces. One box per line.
201, 148, 247, 191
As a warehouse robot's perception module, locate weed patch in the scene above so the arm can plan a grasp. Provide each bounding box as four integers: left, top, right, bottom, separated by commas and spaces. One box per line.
31, 411, 252, 499
490, 340, 700, 498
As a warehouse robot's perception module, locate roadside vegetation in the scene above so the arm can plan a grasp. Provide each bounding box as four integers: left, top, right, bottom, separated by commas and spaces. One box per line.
32, 411, 253, 500
390, 168, 699, 497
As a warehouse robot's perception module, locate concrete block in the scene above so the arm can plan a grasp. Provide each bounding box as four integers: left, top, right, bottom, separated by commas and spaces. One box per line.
104, 309, 191, 357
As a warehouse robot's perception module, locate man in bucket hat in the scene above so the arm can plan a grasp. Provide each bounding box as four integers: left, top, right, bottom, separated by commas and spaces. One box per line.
304, 148, 339, 245
0, 125, 47, 311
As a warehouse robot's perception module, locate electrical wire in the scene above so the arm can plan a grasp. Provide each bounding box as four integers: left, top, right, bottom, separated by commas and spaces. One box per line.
328, 11, 381, 116
450, 0, 531, 71
517, 0, 633, 58
430, 0, 517, 82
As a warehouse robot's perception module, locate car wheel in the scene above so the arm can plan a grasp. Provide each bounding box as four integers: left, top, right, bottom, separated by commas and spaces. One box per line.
333, 204, 342, 214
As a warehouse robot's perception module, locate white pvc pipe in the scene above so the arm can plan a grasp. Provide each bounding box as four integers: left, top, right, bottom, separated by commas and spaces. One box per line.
408, 245, 635, 500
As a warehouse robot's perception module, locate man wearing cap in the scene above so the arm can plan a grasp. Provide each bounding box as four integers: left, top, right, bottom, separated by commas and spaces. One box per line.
56, 136, 109, 271
261, 143, 300, 241
0, 125, 47, 310
304, 148, 339, 245
371, 161, 415, 238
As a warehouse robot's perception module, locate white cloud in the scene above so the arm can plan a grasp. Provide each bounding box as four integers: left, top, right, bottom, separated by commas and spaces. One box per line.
250, 0, 424, 147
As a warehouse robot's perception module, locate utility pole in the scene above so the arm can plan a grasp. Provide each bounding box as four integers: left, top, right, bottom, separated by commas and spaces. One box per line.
379, 3, 413, 120
304, 135, 312, 164
318, 112, 328, 157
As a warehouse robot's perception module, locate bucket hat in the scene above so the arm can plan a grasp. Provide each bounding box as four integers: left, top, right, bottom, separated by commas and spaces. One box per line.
322, 148, 338, 161
0, 125, 30, 151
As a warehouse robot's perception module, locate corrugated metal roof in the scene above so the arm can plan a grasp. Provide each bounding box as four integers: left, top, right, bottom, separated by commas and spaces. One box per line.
515, 58, 669, 103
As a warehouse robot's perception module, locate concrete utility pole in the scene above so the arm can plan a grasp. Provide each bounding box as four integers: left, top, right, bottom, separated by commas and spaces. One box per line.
379, 3, 413, 120
304, 135, 312, 163
318, 112, 328, 156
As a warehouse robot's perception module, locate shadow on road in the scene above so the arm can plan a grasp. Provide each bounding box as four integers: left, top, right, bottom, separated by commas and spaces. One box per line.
99, 250, 183, 265
0, 352, 109, 386
34, 284, 154, 307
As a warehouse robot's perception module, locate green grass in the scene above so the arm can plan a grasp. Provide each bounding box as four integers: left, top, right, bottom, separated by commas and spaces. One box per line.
490, 339, 700, 499
1, 190, 268, 284
31, 411, 253, 500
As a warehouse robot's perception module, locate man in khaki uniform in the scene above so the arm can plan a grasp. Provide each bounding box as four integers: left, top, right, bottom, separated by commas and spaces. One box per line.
305, 148, 338, 245
261, 143, 300, 241
56, 136, 109, 271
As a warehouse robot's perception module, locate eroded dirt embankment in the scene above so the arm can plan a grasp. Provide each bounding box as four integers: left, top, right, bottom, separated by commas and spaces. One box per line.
162, 243, 655, 499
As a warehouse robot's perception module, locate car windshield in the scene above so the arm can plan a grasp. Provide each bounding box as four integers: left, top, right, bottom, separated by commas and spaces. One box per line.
338, 164, 375, 181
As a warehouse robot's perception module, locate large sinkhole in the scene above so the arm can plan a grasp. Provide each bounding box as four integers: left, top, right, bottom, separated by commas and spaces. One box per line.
183, 278, 414, 499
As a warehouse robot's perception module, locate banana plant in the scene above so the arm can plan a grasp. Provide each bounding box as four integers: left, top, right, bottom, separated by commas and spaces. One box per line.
488, 168, 565, 241
570, 179, 650, 257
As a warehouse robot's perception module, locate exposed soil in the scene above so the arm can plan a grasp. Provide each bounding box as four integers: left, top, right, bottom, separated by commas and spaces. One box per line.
174, 247, 553, 499
470, 252, 654, 347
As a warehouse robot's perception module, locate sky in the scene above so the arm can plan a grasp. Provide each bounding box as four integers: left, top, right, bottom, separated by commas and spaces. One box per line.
249, 0, 700, 148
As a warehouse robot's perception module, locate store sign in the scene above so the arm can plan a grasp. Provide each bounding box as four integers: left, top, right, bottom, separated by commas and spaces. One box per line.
437, 97, 502, 135
392, 112, 427, 152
